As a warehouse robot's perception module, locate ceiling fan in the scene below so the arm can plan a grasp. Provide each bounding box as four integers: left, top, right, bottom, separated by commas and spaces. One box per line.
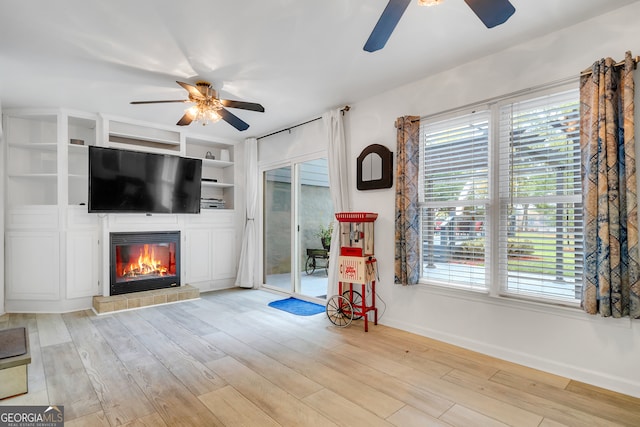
130, 81, 265, 131
364, 0, 516, 52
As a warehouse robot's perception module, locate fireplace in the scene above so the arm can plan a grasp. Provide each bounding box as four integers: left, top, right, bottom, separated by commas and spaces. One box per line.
110, 231, 180, 296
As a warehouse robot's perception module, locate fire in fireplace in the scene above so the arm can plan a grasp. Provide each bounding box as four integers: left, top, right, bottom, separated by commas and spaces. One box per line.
120, 244, 170, 279
110, 231, 180, 295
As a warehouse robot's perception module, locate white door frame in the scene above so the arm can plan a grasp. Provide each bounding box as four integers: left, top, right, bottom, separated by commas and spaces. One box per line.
259, 151, 327, 297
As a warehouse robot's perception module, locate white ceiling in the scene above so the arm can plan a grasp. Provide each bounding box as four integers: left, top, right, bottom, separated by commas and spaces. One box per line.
1, 0, 637, 141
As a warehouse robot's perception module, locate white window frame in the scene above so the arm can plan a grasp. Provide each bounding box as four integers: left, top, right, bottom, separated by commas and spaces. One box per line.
420, 108, 492, 292
419, 83, 583, 308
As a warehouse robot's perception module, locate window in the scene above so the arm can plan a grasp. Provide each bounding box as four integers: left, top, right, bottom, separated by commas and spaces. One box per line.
420, 87, 583, 305
421, 111, 490, 291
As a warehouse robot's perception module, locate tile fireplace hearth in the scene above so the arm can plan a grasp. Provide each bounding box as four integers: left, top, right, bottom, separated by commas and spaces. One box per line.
92, 284, 199, 314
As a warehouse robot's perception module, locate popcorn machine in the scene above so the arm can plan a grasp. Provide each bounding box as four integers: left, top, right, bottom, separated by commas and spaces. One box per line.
326, 212, 378, 331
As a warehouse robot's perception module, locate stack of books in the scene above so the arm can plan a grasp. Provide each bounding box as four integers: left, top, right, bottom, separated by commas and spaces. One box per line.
200, 198, 226, 209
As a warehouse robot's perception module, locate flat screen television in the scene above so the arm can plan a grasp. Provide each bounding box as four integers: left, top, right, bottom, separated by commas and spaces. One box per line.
88, 146, 202, 214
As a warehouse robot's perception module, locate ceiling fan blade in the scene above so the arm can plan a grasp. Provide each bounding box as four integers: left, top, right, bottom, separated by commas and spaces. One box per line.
130, 100, 189, 104
219, 108, 250, 131
220, 99, 265, 112
176, 113, 194, 126
363, 0, 411, 52
464, 0, 515, 28
176, 81, 206, 99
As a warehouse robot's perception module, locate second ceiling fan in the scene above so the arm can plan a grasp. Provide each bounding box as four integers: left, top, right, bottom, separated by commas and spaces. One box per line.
364, 0, 516, 52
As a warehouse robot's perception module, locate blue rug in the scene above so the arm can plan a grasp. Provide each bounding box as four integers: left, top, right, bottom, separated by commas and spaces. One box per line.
268, 297, 325, 316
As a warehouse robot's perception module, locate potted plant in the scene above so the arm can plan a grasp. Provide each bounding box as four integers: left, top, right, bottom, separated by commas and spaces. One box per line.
315, 222, 334, 250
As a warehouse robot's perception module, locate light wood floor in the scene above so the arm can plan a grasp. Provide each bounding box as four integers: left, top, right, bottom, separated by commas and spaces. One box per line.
1, 288, 639, 426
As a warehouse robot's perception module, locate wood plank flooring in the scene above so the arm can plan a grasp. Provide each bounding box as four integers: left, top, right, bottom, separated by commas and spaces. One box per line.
1, 288, 639, 426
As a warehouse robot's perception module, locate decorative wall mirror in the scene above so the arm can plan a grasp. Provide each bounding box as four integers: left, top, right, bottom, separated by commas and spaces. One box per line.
357, 144, 393, 190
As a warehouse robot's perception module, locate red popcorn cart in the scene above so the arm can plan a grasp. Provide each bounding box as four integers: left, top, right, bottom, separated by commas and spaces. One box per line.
326, 212, 378, 331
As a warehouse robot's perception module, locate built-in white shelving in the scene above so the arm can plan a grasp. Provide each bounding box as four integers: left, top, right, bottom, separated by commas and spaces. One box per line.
2, 109, 241, 312
185, 135, 236, 210
2, 109, 101, 312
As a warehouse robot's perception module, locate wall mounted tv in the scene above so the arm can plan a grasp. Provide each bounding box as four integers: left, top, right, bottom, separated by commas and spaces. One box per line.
88, 146, 202, 214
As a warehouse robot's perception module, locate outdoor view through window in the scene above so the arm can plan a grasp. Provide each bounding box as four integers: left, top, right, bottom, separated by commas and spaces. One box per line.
420, 88, 583, 304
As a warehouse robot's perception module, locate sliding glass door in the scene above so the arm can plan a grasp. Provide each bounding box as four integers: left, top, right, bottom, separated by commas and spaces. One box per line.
263, 158, 333, 300
298, 158, 333, 299
263, 166, 292, 292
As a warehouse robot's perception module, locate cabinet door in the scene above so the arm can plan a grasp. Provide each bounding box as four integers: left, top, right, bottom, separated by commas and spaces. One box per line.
185, 229, 213, 283
66, 230, 99, 298
212, 228, 236, 279
6, 231, 60, 300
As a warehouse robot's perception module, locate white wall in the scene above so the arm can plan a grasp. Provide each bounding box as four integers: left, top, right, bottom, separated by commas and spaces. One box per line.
258, 118, 327, 167
347, 3, 640, 397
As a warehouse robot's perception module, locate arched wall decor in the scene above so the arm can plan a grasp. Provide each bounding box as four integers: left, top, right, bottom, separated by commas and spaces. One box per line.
357, 143, 393, 190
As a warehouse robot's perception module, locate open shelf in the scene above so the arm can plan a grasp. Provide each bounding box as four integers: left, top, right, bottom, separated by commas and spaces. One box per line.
184, 135, 236, 210
8, 173, 58, 179
8, 142, 58, 151
197, 157, 234, 168
202, 181, 234, 188
108, 131, 181, 146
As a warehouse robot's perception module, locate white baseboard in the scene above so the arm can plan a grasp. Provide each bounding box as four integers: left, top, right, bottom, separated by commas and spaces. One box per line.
381, 316, 640, 399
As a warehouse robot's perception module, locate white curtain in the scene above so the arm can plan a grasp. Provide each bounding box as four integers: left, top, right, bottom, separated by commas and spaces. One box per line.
235, 138, 259, 288
323, 109, 350, 299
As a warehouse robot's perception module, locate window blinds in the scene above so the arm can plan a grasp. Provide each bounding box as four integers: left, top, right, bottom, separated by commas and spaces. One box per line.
498, 89, 583, 303
421, 111, 490, 291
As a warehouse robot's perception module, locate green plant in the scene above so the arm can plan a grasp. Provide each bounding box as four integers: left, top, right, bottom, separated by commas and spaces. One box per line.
315, 222, 334, 248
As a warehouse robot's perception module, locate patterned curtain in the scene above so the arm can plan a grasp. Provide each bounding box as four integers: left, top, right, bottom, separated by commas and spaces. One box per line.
394, 116, 421, 285
580, 51, 640, 318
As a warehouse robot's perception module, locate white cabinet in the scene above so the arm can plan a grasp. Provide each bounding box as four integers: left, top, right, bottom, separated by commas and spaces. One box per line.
65, 207, 100, 299
184, 229, 213, 283
185, 228, 237, 288
184, 211, 237, 291
212, 228, 237, 279
6, 231, 60, 300
66, 230, 100, 299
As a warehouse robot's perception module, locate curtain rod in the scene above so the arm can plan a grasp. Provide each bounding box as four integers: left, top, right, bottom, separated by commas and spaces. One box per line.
580, 55, 639, 76
257, 105, 350, 140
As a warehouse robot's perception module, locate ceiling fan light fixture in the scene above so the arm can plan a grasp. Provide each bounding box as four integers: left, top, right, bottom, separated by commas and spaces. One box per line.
186, 101, 222, 126
132, 80, 263, 130
418, 0, 445, 6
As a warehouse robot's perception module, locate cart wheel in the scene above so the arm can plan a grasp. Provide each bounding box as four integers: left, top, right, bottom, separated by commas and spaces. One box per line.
326, 295, 353, 327
305, 256, 316, 275
342, 290, 363, 320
